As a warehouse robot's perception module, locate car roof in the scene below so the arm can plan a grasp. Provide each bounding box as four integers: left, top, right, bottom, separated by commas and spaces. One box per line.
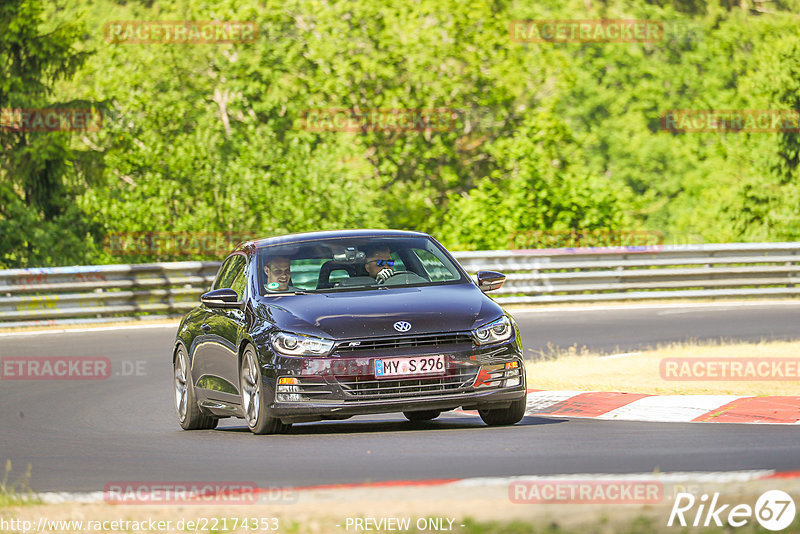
233, 229, 432, 253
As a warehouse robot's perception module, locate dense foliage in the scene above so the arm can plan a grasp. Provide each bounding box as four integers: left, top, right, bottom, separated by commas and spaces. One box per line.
2, 0, 799, 266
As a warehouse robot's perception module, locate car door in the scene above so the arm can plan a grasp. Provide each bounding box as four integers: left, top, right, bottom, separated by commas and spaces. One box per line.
193, 254, 248, 403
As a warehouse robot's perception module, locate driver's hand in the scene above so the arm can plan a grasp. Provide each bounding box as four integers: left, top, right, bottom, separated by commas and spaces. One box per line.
376, 268, 393, 283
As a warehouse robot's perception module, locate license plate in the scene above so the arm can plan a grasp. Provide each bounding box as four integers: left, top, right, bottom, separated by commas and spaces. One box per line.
374, 355, 446, 378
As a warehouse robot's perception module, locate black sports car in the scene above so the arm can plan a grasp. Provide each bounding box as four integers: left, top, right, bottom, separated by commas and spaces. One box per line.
173, 229, 527, 434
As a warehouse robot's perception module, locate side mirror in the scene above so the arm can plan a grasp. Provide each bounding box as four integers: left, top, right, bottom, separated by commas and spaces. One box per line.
201, 288, 241, 309
476, 271, 506, 293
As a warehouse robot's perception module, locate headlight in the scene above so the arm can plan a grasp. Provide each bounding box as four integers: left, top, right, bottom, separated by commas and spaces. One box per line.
472, 316, 513, 345
271, 332, 335, 356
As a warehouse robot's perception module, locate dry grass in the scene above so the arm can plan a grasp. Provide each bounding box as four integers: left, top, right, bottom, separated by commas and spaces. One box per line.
525, 340, 800, 396
0, 460, 37, 507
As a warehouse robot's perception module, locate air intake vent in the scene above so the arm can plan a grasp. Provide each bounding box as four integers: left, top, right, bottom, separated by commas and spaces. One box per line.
337, 367, 479, 400
335, 333, 473, 353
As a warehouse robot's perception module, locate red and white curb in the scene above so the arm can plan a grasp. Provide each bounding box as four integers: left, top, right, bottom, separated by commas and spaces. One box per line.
289, 469, 798, 491
516, 390, 800, 424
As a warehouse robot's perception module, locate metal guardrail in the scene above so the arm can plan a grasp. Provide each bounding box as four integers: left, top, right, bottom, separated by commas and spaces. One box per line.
455, 242, 800, 304
1, 243, 799, 326
0, 262, 220, 327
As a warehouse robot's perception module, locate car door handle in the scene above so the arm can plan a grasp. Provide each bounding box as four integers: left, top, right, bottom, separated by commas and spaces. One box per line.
201, 323, 211, 332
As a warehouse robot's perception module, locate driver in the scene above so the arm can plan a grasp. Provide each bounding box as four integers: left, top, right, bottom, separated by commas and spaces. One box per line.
264, 256, 293, 292
364, 246, 395, 283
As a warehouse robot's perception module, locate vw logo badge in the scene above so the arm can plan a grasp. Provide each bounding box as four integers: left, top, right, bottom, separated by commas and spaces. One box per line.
393, 321, 411, 333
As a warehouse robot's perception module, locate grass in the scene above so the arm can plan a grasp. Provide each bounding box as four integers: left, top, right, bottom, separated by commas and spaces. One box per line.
422, 516, 800, 534
0, 460, 38, 507
151, 515, 800, 534
524, 340, 800, 396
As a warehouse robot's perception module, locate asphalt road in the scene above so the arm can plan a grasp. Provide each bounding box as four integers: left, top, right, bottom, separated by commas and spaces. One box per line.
1, 302, 798, 492
514, 301, 800, 356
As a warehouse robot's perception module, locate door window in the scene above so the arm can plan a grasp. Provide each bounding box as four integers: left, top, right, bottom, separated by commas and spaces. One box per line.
213, 254, 247, 299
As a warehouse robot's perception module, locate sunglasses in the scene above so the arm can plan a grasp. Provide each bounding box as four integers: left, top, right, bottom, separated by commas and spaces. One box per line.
368, 259, 395, 266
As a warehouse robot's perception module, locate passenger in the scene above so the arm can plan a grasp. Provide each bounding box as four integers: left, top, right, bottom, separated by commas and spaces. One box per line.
364, 246, 395, 283
264, 256, 293, 292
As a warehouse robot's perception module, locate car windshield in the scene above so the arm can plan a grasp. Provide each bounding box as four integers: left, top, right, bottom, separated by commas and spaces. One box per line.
256, 236, 465, 295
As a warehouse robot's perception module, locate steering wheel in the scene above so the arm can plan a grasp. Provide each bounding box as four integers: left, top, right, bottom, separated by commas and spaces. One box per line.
376, 270, 416, 285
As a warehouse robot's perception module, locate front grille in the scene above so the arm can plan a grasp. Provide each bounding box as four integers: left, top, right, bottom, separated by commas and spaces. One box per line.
337, 366, 479, 400
335, 333, 473, 354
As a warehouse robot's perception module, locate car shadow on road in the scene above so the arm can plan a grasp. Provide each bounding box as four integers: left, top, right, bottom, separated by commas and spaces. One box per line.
519, 415, 564, 426
214, 414, 563, 435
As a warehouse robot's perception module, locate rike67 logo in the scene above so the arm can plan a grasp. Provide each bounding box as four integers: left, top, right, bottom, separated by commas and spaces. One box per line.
668, 490, 796, 531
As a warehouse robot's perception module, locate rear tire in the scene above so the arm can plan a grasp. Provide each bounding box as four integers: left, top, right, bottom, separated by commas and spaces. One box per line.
403, 410, 441, 422
240, 346, 291, 435
174, 345, 218, 430
478, 394, 527, 426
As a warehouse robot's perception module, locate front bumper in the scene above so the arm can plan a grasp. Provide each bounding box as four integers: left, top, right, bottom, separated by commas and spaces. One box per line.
261, 336, 526, 423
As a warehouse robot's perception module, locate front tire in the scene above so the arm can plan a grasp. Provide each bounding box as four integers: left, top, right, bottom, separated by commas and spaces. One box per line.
174, 345, 218, 430
240, 346, 291, 435
478, 394, 527, 426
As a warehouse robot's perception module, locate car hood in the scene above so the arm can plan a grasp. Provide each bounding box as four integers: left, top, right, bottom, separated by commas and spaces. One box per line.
253, 284, 503, 340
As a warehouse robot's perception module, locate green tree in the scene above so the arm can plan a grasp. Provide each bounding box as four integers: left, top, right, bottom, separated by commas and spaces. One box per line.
441, 110, 628, 250
0, 0, 100, 267
723, 33, 800, 240
7, 0, 800, 267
